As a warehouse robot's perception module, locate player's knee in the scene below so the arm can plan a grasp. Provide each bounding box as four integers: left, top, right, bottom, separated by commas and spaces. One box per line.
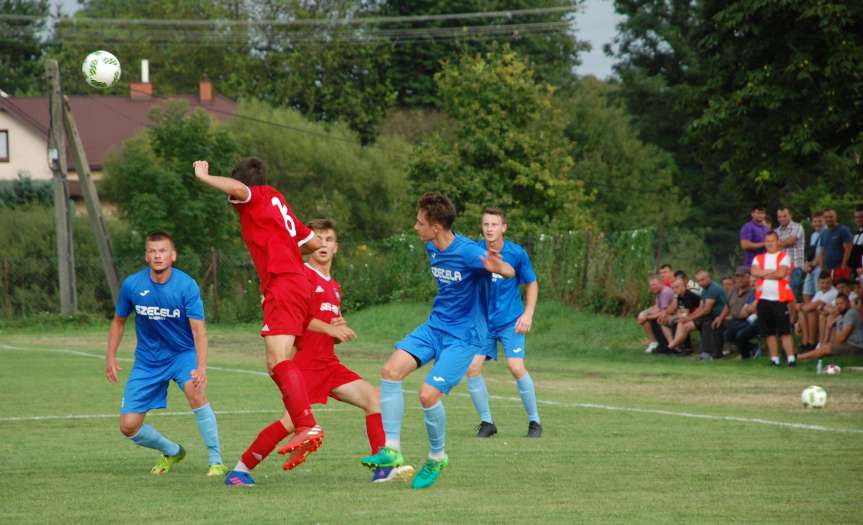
418, 386, 442, 408
119, 420, 141, 437
467, 361, 483, 378
508, 360, 527, 379
380, 362, 405, 381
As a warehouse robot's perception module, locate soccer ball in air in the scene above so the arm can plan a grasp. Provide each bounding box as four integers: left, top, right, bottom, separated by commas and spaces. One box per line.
800, 385, 827, 409
82, 51, 121, 89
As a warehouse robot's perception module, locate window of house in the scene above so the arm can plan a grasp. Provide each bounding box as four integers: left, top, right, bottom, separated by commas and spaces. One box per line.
0, 130, 8, 162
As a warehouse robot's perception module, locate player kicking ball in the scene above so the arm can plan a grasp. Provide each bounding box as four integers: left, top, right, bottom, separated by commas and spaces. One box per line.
466, 207, 542, 438
260, 219, 414, 483
360, 192, 515, 489
105, 231, 228, 477
193, 158, 325, 487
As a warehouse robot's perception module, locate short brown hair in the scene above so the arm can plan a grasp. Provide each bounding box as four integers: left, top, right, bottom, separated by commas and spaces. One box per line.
145, 230, 174, 247
231, 157, 267, 186
308, 218, 337, 236
765, 230, 779, 240
417, 192, 456, 229
482, 206, 507, 224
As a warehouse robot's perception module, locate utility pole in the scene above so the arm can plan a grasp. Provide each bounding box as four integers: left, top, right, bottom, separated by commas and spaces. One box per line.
63, 95, 120, 304
45, 60, 77, 315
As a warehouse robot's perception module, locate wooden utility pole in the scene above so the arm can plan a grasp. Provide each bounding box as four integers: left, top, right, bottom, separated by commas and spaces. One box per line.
63, 96, 120, 304
46, 60, 77, 315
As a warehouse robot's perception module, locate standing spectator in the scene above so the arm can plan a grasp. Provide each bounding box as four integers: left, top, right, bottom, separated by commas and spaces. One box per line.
776, 208, 805, 292
799, 294, 863, 361
802, 211, 825, 304
724, 268, 760, 359
665, 278, 702, 355
751, 231, 797, 367
638, 277, 677, 353
658, 264, 674, 287
740, 206, 770, 268
814, 208, 853, 282
690, 271, 728, 361
851, 205, 863, 279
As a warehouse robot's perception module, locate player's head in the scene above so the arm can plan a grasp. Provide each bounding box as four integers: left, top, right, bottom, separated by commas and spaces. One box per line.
231, 157, 267, 186
481, 207, 508, 243
307, 218, 338, 265
144, 231, 176, 274
415, 192, 456, 241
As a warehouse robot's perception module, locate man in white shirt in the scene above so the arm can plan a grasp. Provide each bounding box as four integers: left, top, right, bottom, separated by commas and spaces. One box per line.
799, 272, 838, 351
751, 231, 797, 366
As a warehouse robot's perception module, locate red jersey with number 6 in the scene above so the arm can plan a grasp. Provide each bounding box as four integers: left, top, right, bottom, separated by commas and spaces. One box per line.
295, 263, 343, 369
230, 185, 315, 292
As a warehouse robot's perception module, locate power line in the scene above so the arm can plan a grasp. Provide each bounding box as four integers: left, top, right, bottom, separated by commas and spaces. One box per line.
2, 5, 580, 28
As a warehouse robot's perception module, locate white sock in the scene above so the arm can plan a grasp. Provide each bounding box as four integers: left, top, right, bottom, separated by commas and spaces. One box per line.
787, 355, 797, 363
233, 460, 250, 474
771, 356, 780, 365
428, 450, 445, 461
384, 439, 400, 451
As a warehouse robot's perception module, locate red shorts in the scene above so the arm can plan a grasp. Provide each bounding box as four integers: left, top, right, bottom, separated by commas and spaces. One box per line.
299, 362, 363, 405
261, 273, 312, 337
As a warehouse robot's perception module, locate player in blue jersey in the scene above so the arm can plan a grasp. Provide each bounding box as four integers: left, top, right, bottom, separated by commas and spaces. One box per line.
105, 231, 228, 477
466, 207, 542, 438
360, 192, 516, 489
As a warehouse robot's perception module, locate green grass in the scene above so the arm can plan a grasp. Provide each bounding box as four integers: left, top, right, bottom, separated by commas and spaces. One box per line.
1, 301, 862, 524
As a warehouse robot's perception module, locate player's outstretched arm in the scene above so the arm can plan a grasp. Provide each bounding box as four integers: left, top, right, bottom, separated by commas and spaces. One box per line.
481, 249, 516, 278
105, 315, 126, 383
189, 319, 208, 388
193, 160, 249, 201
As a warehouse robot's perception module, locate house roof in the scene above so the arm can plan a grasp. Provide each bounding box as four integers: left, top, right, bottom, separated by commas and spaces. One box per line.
0, 94, 236, 169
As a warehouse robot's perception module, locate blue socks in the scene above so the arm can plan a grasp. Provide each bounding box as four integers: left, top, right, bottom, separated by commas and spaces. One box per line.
422, 401, 446, 459
467, 375, 493, 423
380, 379, 404, 449
130, 424, 181, 456
193, 403, 223, 465
517, 373, 540, 423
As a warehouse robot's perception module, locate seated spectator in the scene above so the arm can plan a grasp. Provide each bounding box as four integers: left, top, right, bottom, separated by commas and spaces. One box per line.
658, 264, 674, 287
799, 294, 863, 360
690, 271, 728, 361
724, 269, 760, 358
835, 278, 858, 304
664, 278, 702, 355
721, 276, 734, 297
638, 277, 677, 353
675, 270, 702, 295
799, 272, 838, 351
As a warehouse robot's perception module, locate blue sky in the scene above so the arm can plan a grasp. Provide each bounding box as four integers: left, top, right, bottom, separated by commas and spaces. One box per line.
59, 0, 622, 79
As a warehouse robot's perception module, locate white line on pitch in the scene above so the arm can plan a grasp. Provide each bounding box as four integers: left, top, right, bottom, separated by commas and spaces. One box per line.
3, 341, 863, 435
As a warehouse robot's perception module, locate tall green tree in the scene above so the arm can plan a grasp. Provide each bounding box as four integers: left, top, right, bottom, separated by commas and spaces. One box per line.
0, 0, 49, 95
409, 46, 591, 233
362, 0, 589, 108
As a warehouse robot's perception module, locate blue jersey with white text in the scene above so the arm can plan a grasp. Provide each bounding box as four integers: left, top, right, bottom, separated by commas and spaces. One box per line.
425, 234, 490, 340
479, 239, 537, 329
115, 268, 205, 365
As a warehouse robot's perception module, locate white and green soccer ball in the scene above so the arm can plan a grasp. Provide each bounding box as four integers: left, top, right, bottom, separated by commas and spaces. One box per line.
801, 385, 827, 409
82, 50, 121, 89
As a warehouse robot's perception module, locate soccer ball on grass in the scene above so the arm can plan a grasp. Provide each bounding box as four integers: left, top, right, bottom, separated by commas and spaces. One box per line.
800, 385, 827, 409
82, 51, 121, 89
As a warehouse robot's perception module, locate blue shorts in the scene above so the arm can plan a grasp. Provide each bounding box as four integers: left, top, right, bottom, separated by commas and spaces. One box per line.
803, 267, 821, 297
477, 323, 526, 360
395, 323, 481, 395
121, 351, 196, 414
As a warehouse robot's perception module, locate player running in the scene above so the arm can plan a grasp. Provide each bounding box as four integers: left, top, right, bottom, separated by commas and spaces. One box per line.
466, 207, 542, 438
360, 192, 515, 489
105, 231, 228, 477
193, 158, 325, 487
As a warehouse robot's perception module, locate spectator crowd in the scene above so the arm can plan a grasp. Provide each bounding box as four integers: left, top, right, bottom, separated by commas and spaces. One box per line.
637, 206, 863, 366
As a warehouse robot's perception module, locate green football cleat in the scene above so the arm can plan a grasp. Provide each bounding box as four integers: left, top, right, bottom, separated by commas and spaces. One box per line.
360, 446, 404, 468
150, 444, 186, 475
207, 463, 230, 477
411, 455, 448, 490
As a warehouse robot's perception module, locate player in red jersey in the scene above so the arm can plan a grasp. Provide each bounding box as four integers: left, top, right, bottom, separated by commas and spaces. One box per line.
193, 158, 349, 486
284, 219, 414, 482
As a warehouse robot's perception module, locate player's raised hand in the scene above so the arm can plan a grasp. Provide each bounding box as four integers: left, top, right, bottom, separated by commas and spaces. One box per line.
515, 313, 533, 334
105, 355, 121, 383
193, 160, 209, 179
191, 368, 208, 389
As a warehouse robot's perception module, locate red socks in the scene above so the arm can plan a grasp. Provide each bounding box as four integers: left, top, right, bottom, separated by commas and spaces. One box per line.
271, 360, 316, 429
365, 413, 385, 454
241, 420, 290, 469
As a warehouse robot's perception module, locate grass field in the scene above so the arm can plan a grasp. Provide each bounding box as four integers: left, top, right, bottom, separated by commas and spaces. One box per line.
1, 301, 862, 524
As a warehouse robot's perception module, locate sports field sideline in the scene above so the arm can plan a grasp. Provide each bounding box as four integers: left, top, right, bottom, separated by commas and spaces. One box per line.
1, 302, 861, 524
